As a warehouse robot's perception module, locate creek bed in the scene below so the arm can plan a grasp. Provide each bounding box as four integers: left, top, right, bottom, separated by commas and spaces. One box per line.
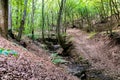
35, 38, 114, 80
59, 58, 113, 80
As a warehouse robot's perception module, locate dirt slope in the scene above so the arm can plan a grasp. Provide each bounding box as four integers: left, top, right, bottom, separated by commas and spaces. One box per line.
0, 36, 79, 80
67, 28, 120, 79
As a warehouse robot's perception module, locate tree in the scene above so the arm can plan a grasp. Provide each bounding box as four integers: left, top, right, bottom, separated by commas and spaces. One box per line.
8, 0, 12, 30
0, 0, 8, 38
56, 0, 66, 47
31, 0, 35, 40
42, 0, 45, 42
17, 0, 28, 41
6, 0, 120, 42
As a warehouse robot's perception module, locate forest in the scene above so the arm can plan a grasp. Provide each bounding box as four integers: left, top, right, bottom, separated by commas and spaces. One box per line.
0, 0, 120, 80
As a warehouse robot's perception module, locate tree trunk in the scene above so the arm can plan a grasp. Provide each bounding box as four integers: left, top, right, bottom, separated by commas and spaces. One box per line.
42, 0, 45, 42
0, 0, 8, 38
56, 0, 65, 46
8, 1, 12, 30
31, 0, 35, 40
47, 14, 50, 38
17, 0, 28, 41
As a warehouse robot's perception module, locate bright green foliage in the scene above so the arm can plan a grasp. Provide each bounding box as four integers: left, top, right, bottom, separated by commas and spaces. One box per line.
26, 34, 40, 40
9, 0, 120, 39
51, 53, 67, 64
0, 48, 18, 56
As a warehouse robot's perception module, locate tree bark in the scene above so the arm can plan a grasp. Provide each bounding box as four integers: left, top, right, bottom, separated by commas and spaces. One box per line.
42, 0, 45, 42
0, 0, 8, 38
56, 0, 65, 46
8, 0, 12, 30
31, 0, 35, 40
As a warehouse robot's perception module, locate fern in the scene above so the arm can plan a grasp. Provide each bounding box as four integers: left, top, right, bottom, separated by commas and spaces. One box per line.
51, 53, 67, 64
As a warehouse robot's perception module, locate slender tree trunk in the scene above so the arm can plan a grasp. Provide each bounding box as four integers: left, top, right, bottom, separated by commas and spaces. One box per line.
16, 1, 19, 28
8, 1, 12, 30
31, 0, 35, 40
63, 0, 67, 33
56, 0, 65, 46
109, 0, 113, 35
51, 11, 54, 31
42, 0, 45, 42
17, 0, 28, 41
0, 0, 8, 38
8, 1, 15, 39
101, 0, 106, 19
47, 14, 50, 38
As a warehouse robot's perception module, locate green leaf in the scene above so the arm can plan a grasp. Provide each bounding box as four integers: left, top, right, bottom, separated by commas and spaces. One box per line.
0, 48, 18, 56
2, 50, 9, 56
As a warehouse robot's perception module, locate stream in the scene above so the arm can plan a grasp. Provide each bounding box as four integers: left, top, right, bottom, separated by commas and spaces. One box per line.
43, 39, 113, 80
32, 37, 114, 80
60, 61, 113, 80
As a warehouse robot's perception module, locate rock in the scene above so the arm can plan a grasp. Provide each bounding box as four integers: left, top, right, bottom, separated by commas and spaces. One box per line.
53, 45, 60, 50
57, 48, 63, 54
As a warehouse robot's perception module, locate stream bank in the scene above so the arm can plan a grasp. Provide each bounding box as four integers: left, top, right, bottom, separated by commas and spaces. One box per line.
15, 29, 118, 80
66, 28, 120, 80
32, 35, 114, 80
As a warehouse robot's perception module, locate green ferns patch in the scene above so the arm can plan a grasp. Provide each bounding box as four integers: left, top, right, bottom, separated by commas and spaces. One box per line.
0, 48, 18, 56
51, 53, 67, 64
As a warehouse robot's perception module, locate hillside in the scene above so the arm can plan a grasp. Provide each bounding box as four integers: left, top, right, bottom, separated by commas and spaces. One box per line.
67, 28, 120, 80
0, 36, 79, 80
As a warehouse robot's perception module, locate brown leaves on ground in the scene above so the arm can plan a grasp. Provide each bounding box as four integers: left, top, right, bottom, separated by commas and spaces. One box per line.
0, 36, 79, 80
67, 28, 120, 79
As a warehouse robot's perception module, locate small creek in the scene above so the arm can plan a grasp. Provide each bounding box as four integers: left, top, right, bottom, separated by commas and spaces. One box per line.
61, 61, 113, 80
49, 47, 113, 80
35, 38, 113, 80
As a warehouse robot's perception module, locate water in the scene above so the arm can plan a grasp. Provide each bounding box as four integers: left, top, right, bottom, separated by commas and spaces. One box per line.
65, 62, 113, 80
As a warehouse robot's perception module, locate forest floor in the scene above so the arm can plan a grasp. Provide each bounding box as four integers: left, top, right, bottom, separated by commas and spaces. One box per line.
0, 28, 120, 80
0, 36, 79, 80
67, 28, 120, 80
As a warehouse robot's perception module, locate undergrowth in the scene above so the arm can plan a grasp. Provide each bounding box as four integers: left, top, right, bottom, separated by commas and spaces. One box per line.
51, 53, 67, 64
0, 48, 18, 56
88, 32, 97, 39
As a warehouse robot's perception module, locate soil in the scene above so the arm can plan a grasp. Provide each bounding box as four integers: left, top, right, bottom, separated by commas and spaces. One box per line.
0, 36, 79, 80
0, 28, 120, 80
67, 28, 120, 80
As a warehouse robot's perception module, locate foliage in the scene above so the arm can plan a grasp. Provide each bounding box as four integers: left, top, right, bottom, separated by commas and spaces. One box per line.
51, 53, 67, 64
27, 34, 40, 40
9, 0, 120, 32
0, 48, 18, 56
9, 0, 120, 45
88, 32, 97, 39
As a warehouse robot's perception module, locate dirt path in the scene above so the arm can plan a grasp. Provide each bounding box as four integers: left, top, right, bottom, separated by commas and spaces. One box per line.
67, 28, 120, 79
